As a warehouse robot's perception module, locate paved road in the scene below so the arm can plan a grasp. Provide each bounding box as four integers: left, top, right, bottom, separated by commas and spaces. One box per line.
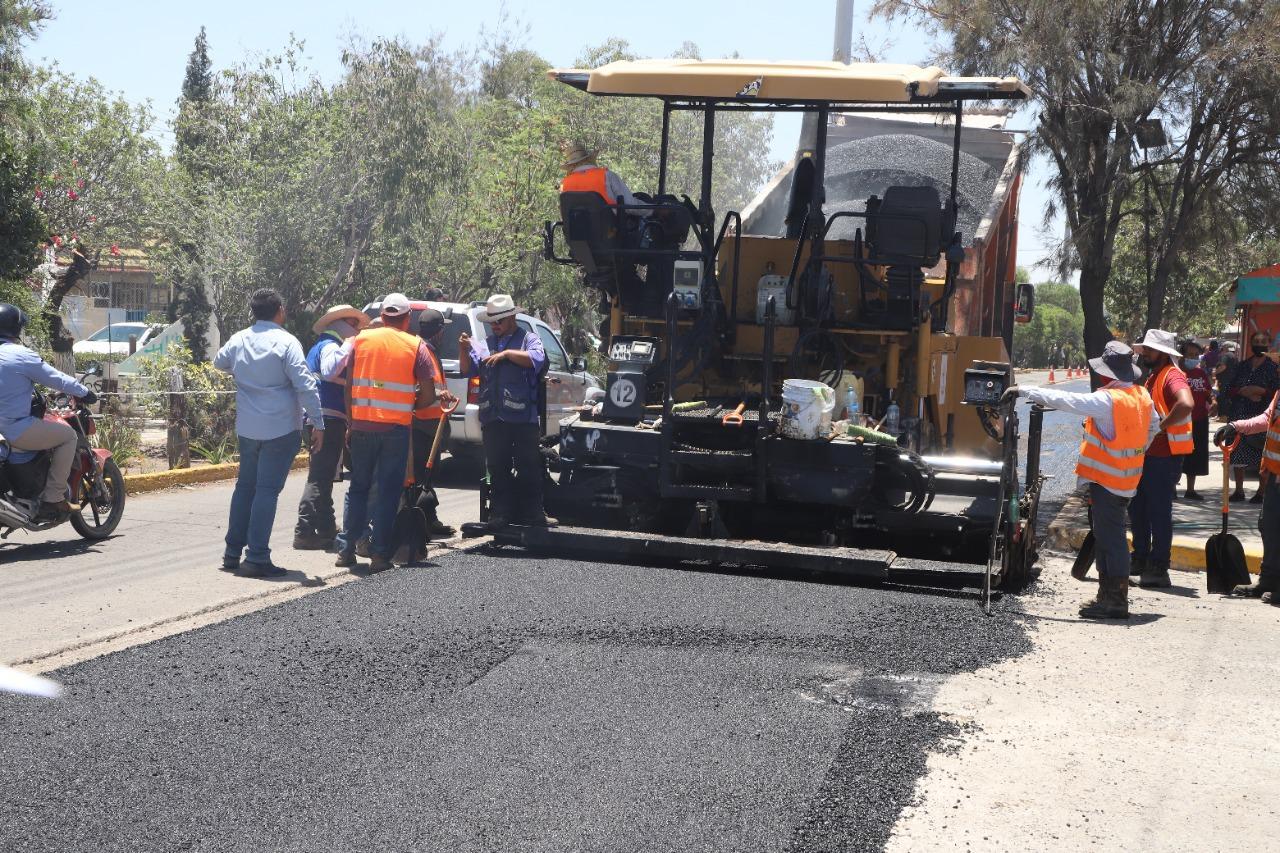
0, 547, 1029, 852
0, 460, 484, 666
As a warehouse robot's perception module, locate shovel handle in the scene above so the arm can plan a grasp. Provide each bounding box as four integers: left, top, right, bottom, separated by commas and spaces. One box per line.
722, 403, 746, 427
425, 397, 460, 474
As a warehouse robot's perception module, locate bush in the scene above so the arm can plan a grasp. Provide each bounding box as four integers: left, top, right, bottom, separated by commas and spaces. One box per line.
127, 345, 235, 446
94, 411, 142, 468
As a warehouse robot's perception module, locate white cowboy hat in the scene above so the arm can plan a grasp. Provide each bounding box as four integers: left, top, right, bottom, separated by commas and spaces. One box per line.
561, 141, 598, 171
1134, 328, 1182, 359
478, 294, 520, 323
311, 304, 370, 336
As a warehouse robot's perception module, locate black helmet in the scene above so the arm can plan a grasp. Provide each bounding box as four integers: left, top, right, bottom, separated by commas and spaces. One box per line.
0, 303, 27, 339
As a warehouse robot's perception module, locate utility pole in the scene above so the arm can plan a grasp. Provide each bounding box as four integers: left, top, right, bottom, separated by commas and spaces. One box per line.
799, 1, 855, 157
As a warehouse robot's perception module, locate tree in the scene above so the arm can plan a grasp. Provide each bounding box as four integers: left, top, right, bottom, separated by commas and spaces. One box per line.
0, 0, 50, 134
873, 0, 1280, 357
1013, 281, 1083, 367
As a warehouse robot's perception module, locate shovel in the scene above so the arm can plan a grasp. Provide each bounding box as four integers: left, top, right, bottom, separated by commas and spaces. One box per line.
1071, 498, 1095, 581
1206, 437, 1252, 594
392, 399, 459, 565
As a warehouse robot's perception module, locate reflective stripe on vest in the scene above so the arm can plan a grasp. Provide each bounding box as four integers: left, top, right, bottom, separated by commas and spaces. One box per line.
1151, 364, 1193, 455
560, 166, 613, 205
1262, 395, 1280, 475
415, 344, 446, 420
349, 326, 420, 425
1075, 385, 1153, 497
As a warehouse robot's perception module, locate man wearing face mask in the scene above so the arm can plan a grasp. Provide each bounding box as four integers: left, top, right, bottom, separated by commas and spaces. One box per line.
1179, 339, 1213, 501
1129, 329, 1195, 588
1225, 332, 1279, 501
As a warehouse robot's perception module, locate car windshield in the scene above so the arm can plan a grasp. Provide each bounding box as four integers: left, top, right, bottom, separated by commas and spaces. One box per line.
86, 323, 148, 342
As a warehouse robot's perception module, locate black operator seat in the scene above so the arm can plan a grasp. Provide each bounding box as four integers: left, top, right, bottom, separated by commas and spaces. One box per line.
559, 191, 620, 278
873, 185, 945, 267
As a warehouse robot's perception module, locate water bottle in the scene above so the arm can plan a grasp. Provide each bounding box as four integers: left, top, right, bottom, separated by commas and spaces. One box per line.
845, 383, 860, 422
884, 398, 900, 436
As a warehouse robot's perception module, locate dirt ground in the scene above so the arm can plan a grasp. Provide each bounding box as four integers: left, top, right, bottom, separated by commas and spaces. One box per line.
888, 552, 1280, 852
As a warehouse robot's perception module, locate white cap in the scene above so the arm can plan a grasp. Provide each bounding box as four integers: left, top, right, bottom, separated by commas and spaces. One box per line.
381, 292, 411, 317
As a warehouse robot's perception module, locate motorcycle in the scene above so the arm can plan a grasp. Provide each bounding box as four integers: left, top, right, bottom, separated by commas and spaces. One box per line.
0, 362, 126, 540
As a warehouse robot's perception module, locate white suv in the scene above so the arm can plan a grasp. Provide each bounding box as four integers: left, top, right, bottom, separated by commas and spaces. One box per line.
361, 299, 601, 459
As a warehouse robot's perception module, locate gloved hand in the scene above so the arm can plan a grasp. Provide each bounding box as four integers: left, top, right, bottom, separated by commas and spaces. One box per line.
80, 389, 98, 405
1000, 385, 1021, 407
1214, 423, 1237, 447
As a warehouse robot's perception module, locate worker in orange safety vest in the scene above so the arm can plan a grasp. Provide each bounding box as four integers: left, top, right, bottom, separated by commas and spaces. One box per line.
559, 141, 643, 215
1003, 341, 1159, 619
325, 293, 441, 573
1130, 328, 1195, 589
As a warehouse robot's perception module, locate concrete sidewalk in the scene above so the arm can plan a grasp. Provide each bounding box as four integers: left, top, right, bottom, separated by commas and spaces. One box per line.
1048, 441, 1265, 573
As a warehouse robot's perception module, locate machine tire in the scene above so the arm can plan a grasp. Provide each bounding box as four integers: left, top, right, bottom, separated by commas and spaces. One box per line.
70, 458, 126, 540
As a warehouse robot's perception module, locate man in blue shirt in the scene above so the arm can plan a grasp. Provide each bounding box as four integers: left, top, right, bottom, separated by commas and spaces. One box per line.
213, 289, 324, 577
459, 294, 548, 528
0, 303, 96, 520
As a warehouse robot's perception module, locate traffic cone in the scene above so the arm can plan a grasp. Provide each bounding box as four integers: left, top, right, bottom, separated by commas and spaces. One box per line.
1068, 367, 1075, 379
1049, 367, 1056, 383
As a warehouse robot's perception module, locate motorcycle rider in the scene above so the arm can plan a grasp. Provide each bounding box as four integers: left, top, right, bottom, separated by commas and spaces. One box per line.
0, 303, 97, 520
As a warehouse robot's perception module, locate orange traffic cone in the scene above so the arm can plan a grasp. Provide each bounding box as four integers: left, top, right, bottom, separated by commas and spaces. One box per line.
1068, 367, 1075, 379
1048, 367, 1056, 383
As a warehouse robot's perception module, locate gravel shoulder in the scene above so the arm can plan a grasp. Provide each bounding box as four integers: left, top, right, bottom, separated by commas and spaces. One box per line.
887, 552, 1280, 852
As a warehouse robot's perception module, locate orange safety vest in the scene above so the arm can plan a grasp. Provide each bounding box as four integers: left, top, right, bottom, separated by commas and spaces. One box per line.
414, 344, 447, 421
1260, 394, 1280, 475
1075, 385, 1153, 497
1150, 364, 1193, 456
560, 166, 614, 205
349, 326, 420, 426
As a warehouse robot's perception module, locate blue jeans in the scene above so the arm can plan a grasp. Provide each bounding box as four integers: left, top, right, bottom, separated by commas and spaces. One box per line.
1128, 454, 1184, 565
341, 427, 409, 559
224, 430, 301, 565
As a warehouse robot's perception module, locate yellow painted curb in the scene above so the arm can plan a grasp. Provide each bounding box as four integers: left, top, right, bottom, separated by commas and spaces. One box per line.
122, 453, 309, 496
1046, 493, 1262, 575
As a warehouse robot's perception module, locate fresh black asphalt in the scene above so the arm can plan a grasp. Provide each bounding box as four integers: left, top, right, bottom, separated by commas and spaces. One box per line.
1, 546, 1030, 852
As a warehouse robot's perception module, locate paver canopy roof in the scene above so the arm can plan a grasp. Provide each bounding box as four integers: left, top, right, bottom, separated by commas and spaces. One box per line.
547, 59, 1030, 103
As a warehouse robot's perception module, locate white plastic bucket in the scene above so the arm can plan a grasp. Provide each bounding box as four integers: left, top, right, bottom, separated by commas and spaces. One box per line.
780, 379, 835, 440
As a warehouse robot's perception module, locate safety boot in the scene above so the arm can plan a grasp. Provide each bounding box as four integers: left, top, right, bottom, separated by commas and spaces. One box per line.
1231, 568, 1277, 599
1139, 561, 1173, 589
1129, 555, 1147, 578
1079, 574, 1129, 620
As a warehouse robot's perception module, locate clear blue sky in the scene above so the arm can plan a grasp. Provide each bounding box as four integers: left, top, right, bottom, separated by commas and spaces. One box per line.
29, 0, 1059, 276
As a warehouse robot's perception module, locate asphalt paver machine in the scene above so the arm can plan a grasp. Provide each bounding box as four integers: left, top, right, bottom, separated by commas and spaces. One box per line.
485, 59, 1046, 596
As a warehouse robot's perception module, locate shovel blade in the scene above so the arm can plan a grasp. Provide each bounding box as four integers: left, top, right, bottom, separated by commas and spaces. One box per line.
1205, 532, 1251, 594
1070, 531, 1095, 581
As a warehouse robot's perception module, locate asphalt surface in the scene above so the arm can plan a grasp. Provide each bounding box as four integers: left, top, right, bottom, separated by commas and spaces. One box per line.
1, 548, 1031, 852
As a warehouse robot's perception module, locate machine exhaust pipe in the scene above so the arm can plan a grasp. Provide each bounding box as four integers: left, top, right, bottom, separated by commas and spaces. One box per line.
0, 496, 32, 529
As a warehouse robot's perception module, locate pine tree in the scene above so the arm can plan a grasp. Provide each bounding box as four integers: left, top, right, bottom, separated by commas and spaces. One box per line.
172, 26, 214, 360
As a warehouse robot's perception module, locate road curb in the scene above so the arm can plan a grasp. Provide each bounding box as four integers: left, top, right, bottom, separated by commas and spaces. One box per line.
1046, 492, 1262, 575
122, 453, 309, 495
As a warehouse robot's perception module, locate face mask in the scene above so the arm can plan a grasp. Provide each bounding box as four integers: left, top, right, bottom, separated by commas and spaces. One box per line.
1254, 346, 1269, 357
1184, 357, 1201, 368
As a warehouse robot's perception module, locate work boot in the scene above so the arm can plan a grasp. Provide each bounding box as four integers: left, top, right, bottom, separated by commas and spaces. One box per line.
36, 500, 74, 521
1129, 555, 1147, 578
1231, 569, 1276, 598
486, 513, 509, 532
426, 517, 456, 538
334, 550, 357, 569
1139, 561, 1173, 589
367, 555, 394, 574
238, 560, 287, 578
1079, 574, 1129, 619
221, 555, 241, 572
355, 537, 371, 558
292, 532, 333, 551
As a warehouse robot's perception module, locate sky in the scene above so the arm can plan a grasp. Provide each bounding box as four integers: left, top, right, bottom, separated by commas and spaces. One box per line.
26, 0, 1061, 278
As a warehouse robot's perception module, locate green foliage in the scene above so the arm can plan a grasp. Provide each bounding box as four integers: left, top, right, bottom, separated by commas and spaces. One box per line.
94, 410, 142, 468
127, 345, 235, 446
1013, 282, 1084, 367
190, 435, 237, 465
0, 134, 44, 282
0, 0, 50, 134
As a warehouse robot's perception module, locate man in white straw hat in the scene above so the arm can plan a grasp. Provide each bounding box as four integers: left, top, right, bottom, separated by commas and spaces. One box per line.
459, 294, 549, 528
1004, 341, 1160, 619
559, 140, 641, 212
1130, 328, 1195, 589
293, 304, 369, 550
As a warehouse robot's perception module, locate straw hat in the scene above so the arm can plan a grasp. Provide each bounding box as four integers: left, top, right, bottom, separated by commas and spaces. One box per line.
561, 141, 598, 171
312, 304, 369, 336
1134, 328, 1181, 359
478, 294, 520, 323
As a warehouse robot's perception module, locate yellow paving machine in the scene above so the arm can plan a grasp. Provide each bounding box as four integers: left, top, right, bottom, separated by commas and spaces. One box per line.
480, 58, 1046, 597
